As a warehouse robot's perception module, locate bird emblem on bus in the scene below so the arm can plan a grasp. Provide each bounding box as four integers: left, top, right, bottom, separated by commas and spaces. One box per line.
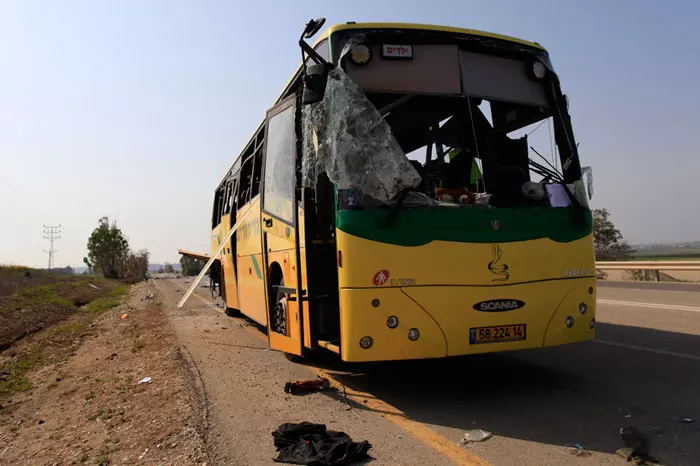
488, 245, 510, 281
491, 220, 500, 231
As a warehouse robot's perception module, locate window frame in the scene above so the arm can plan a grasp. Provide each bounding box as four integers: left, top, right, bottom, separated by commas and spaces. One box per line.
261, 95, 297, 225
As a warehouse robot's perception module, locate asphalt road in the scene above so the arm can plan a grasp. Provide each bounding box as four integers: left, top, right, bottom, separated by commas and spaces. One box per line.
598, 280, 700, 292
155, 277, 700, 465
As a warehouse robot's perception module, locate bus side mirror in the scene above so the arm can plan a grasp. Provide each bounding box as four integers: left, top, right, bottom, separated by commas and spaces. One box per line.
303, 63, 333, 105
303, 18, 326, 39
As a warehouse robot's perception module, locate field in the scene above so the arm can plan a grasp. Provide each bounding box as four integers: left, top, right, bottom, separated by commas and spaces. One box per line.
630, 248, 700, 261
0, 268, 206, 464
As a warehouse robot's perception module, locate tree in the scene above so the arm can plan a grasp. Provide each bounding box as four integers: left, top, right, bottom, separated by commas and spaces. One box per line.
593, 209, 632, 261
158, 266, 165, 274
164, 263, 175, 274
124, 249, 150, 281
180, 255, 204, 276
82, 256, 94, 275
87, 217, 130, 278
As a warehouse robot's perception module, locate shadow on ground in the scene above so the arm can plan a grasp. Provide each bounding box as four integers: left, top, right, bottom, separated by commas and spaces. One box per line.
308, 323, 700, 465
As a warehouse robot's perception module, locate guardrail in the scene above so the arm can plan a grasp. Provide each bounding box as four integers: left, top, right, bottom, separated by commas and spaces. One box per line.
596, 261, 700, 271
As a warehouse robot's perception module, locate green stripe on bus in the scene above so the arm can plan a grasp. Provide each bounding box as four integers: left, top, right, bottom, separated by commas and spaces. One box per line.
251, 255, 263, 280
336, 207, 592, 246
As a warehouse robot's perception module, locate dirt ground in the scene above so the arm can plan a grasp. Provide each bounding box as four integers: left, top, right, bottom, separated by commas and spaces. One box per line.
0, 281, 207, 465
0, 277, 122, 351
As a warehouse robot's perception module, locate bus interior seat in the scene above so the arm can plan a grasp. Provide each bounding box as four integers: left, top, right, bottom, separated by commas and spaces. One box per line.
487, 134, 530, 205
409, 160, 426, 192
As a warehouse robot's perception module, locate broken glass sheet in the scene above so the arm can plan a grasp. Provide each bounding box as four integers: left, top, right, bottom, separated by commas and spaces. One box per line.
302, 66, 420, 204
582, 166, 594, 200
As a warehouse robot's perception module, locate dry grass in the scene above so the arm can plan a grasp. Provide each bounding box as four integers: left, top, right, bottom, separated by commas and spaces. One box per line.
0, 286, 129, 397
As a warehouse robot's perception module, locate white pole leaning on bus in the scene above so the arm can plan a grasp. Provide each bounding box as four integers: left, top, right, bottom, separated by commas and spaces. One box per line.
177, 205, 254, 308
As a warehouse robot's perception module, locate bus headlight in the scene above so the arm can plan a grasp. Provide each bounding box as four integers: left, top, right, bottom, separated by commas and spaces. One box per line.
359, 336, 373, 349
532, 61, 546, 79
590, 319, 596, 329
386, 316, 399, 329
349, 44, 372, 66
565, 316, 575, 328
578, 303, 587, 315
408, 328, 420, 341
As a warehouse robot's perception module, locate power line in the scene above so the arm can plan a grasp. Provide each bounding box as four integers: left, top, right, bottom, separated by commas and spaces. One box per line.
43, 225, 62, 271
1, 174, 43, 225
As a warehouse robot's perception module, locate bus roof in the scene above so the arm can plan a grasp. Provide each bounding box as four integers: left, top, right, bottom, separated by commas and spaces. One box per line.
273, 22, 546, 105
217, 22, 545, 189
320, 22, 546, 51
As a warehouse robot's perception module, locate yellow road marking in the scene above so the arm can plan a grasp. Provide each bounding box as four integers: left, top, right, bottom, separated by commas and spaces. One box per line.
169, 279, 225, 314
167, 278, 490, 466
316, 370, 490, 466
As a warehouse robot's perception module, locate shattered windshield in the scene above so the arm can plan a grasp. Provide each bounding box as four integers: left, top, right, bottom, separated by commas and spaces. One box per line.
301, 67, 421, 204
302, 36, 586, 210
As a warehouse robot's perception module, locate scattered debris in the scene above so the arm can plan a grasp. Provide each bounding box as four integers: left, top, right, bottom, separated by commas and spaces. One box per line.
618, 427, 657, 464
284, 377, 331, 395
143, 294, 154, 300
120, 313, 128, 320
88, 283, 102, 291
107, 353, 118, 361
616, 448, 635, 461
138, 377, 152, 385
0, 371, 10, 382
458, 429, 493, 446
38, 419, 45, 425
272, 422, 371, 465
676, 417, 694, 424
625, 415, 632, 418
566, 444, 591, 458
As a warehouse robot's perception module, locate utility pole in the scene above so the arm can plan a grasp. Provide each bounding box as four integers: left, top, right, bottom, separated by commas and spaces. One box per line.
43, 225, 62, 271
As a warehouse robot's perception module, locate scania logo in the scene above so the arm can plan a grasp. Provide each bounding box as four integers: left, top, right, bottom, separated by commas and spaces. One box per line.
473, 299, 525, 312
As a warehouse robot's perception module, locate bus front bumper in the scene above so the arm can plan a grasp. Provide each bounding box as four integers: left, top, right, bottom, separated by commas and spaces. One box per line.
339, 278, 596, 362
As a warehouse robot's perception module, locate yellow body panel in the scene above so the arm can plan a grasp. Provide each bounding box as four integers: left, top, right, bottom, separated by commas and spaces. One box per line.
233, 197, 267, 326
340, 288, 447, 361
337, 231, 595, 362
262, 205, 306, 355
337, 232, 595, 287
219, 214, 240, 310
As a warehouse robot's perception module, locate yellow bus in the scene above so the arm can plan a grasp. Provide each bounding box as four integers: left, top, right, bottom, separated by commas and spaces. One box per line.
207, 19, 596, 362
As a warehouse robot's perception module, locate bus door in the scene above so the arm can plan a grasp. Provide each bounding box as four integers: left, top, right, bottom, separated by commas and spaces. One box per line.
220, 178, 240, 309
261, 96, 305, 357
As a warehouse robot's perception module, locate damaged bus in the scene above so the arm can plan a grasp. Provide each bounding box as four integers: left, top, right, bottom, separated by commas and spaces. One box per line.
207, 19, 596, 362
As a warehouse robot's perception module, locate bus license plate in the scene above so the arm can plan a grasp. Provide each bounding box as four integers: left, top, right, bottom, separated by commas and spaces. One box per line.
469, 324, 526, 344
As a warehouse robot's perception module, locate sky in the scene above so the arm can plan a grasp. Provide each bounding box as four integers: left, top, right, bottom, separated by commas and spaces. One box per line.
1, 0, 699, 268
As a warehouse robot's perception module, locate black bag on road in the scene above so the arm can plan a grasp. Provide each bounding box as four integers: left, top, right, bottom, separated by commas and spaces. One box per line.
272, 422, 372, 465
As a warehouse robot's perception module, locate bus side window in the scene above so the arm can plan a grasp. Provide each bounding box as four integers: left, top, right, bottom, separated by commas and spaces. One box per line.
238, 156, 253, 209
223, 181, 232, 215
251, 129, 265, 198
229, 179, 238, 214
212, 187, 221, 228
263, 104, 295, 222
217, 188, 225, 221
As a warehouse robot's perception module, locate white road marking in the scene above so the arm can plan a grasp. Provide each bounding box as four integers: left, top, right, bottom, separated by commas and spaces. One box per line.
595, 340, 700, 362
597, 299, 700, 313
